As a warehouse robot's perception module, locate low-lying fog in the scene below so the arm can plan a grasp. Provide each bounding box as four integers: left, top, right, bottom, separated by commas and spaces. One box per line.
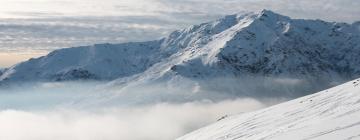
0, 77, 327, 140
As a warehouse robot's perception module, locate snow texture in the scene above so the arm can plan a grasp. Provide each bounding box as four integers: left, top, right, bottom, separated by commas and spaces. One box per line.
178, 78, 360, 140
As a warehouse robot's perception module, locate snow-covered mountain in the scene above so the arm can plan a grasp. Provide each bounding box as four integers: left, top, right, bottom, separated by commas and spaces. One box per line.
1, 10, 360, 97
0, 40, 163, 83
106, 9, 360, 98
159, 10, 360, 80
177, 78, 360, 140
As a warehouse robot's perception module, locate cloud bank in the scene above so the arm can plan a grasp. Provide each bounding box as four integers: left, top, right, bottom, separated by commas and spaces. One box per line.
0, 99, 266, 140
1, 0, 359, 22
0, 80, 289, 140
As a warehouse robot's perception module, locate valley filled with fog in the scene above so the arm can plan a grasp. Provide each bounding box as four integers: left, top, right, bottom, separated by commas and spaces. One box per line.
0, 73, 345, 140
0, 80, 285, 140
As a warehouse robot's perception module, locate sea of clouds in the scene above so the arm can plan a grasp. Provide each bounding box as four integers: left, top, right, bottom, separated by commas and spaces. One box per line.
0, 74, 332, 140
0, 80, 291, 140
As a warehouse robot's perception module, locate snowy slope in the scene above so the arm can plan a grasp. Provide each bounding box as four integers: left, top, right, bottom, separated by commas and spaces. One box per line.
177, 78, 360, 140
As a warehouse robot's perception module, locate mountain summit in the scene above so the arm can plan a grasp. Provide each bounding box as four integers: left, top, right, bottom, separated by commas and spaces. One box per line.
1, 10, 360, 97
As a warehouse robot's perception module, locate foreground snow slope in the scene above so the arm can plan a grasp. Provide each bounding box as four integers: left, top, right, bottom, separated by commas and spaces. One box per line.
178, 78, 360, 140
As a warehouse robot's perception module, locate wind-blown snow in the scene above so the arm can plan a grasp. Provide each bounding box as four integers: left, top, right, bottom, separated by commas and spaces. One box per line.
178, 78, 360, 140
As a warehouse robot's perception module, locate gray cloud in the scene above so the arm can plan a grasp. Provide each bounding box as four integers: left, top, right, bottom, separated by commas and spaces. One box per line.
152, 0, 360, 23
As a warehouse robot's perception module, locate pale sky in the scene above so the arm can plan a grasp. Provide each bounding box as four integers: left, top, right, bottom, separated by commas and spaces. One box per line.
0, 0, 359, 22
0, 0, 359, 67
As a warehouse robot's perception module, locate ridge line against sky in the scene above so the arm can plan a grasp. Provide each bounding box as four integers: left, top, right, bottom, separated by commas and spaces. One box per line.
0, 0, 359, 68
1, 0, 359, 22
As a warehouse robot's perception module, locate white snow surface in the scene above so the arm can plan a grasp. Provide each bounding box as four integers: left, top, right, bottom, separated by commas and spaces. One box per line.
177, 78, 360, 140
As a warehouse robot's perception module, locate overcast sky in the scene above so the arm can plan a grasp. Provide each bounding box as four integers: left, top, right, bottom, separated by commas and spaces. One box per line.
0, 0, 359, 67
1, 0, 359, 22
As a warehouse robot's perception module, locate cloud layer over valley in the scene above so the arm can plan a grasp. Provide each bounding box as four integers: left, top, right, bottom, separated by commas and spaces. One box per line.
0, 81, 278, 140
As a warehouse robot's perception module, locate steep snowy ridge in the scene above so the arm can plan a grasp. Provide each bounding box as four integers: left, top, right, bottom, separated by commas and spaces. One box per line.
124, 10, 359, 83
177, 78, 360, 140
105, 10, 360, 98
1, 10, 360, 93
167, 9, 360, 79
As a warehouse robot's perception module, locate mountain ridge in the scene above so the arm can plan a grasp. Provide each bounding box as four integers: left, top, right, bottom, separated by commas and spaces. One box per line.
105, 9, 360, 98
1, 10, 360, 98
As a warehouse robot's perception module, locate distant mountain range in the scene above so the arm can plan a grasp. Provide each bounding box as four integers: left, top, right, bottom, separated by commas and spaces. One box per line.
1, 10, 360, 98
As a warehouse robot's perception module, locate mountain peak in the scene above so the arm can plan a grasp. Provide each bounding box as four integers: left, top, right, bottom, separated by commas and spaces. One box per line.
255, 9, 290, 21
259, 9, 278, 16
